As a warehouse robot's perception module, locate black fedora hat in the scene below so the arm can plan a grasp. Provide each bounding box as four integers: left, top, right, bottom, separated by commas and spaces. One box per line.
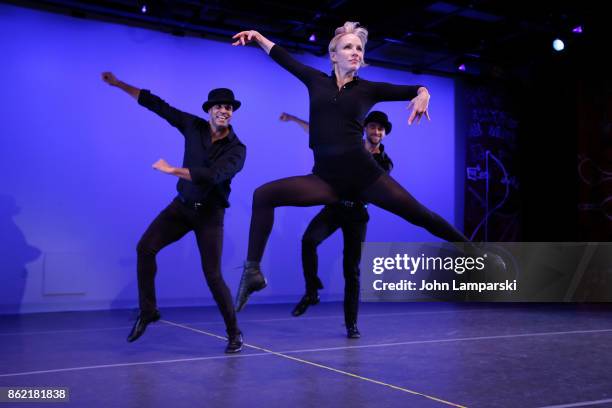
364, 111, 392, 135
202, 88, 241, 112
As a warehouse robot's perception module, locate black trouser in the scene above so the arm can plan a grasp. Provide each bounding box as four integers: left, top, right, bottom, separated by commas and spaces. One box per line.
301, 204, 368, 327
136, 198, 239, 335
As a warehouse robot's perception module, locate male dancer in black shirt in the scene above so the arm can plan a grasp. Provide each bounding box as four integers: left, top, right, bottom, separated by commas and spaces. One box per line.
102, 72, 246, 353
280, 111, 393, 338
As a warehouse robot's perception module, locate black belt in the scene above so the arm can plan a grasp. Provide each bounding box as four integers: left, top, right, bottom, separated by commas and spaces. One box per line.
177, 194, 206, 210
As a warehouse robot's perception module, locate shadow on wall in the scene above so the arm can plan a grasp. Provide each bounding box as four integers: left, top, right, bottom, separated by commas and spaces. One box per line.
0, 194, 41, 314
109, 250, 142, 315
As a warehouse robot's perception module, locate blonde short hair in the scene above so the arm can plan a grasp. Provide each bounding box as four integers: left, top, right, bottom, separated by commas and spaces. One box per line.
328, 21, 369, 68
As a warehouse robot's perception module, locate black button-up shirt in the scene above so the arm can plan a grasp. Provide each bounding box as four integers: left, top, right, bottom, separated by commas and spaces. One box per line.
372, 143, 393, 174
138, 90, 246, 208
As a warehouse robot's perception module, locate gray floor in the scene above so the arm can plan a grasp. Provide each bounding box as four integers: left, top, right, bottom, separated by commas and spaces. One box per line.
1, 303, 612, 408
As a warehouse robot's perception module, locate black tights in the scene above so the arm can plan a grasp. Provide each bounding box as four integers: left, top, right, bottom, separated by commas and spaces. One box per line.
359, 174, 469, 242
247, 173, 469, 262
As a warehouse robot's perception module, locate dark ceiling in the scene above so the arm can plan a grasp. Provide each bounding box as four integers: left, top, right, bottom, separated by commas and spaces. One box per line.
6, 0, 607, 78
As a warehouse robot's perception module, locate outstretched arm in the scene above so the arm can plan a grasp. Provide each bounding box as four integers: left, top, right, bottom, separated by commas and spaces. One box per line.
279, 112, 309, 134
102, 72, 197, 132
232, 30, 323, 86
101, 72, 140, 99
371, 81, 431, 126
232, 30, 275, 54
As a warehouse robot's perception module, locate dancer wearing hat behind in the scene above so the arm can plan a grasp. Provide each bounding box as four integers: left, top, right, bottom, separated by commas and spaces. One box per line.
233, 22, 506, 312
101, 72, 245, 353
280, 111, 394, 339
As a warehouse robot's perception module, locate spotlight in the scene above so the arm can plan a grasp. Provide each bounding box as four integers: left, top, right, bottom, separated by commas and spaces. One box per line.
141, 4, 147, 13
552, 38, 565, 52
572, 25, 583, 34
308, 33, 316, 42
454, 57, 467, 72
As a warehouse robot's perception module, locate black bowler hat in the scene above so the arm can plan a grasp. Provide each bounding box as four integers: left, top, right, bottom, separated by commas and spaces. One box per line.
202, 88, 241, 112
364, 111, 392, 135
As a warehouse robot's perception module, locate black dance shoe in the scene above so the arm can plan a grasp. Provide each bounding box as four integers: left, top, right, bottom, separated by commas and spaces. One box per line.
291, 293, 320, 317
346, 324, 361, 339
225, 332, 244, 354
235, 262, 267, 312
127, 310, 161, 343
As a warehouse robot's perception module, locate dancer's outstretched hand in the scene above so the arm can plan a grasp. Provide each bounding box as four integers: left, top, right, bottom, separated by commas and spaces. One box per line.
407, 92, 431, 125
101, 72, 119, 86
232, 30, 274, 54
232, 30, 261, 46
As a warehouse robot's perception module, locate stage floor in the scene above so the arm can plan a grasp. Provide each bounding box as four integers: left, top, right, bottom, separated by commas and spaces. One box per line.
1, 302, 611, 407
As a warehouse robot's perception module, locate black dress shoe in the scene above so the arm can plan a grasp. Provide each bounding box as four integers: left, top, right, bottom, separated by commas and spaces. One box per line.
291, 293, 320, 317
127, 310, 160, 343
235, 262, 267, 312
225, 332, 243, 354
346, 324, 361, 339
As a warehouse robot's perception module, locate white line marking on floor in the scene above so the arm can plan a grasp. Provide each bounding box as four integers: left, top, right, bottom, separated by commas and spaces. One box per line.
0, 352, 270, 378
537, 398, 612, 408
271, 328, 612, 354
162, 319, 467, 408
0, 308, 497, 336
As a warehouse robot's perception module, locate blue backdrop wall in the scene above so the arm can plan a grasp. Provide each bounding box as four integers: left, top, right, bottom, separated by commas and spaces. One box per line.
0, 3, 457, 313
